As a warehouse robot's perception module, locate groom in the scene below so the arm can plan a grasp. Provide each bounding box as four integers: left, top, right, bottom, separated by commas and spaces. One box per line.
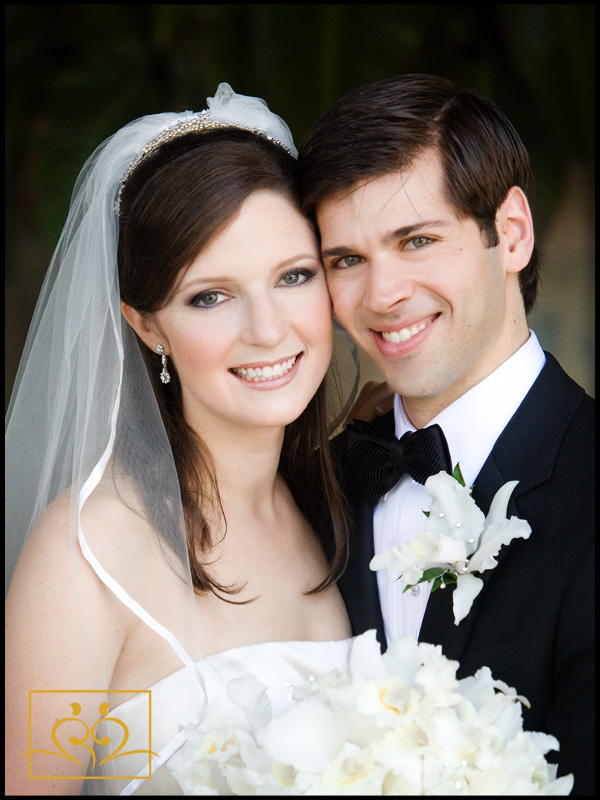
298, 74, 594, 794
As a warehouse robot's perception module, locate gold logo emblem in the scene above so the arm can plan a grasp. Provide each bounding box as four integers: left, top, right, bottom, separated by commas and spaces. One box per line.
21, 690, 158, 781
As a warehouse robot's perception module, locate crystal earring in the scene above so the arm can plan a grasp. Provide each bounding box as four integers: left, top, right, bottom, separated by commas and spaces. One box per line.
156, 344, 171, 384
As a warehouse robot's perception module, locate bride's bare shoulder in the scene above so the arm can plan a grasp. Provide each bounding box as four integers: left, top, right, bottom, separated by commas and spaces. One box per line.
5, 485, 139, 795
17, 481, 134, 555
7, 482, 142, 619
10, 476, 177, 613
13, 487, 82, 571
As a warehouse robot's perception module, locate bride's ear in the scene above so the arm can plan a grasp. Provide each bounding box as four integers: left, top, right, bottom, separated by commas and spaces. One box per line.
120, 301, 164, 353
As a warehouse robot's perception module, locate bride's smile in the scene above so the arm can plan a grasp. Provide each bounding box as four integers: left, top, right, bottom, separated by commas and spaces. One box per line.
228, 351, 302, 387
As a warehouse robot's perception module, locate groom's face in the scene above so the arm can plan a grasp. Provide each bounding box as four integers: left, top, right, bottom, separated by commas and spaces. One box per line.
317, 151, 519, 424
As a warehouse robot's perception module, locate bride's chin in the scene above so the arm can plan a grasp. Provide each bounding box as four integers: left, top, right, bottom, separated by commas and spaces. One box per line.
239, 400, 313, 430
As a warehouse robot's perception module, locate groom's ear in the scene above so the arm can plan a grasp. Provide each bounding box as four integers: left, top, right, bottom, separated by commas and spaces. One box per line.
497, 186, 535, 275
120, 301, 166, 354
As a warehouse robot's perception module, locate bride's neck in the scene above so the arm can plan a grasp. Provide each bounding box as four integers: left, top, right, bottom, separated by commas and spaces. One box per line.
194, 422, 286, 514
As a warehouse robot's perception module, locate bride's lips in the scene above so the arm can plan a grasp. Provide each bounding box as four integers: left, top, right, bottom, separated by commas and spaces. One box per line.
372, 314, 439, 357
228, 352, 303, 390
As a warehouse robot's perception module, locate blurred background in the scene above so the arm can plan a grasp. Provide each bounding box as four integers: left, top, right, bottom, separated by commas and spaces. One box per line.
5, 4, 595, 410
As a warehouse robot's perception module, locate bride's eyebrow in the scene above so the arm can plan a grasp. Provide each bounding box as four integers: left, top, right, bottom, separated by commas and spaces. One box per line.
281, 254, 321, 267
178, 254, 320, 292
179, 275, 233, 291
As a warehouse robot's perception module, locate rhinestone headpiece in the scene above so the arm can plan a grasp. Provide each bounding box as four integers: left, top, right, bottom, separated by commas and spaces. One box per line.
116, 111, 293, 213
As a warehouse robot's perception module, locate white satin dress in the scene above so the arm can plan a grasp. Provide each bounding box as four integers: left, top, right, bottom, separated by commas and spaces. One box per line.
87, 637, 354, 795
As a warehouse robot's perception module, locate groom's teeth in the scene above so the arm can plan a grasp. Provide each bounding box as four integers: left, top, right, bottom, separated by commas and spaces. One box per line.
231, 356, 297, 381
382, 321, 429, 343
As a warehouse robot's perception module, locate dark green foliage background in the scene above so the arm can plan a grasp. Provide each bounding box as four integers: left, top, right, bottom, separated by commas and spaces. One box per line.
5, 4, 595, 403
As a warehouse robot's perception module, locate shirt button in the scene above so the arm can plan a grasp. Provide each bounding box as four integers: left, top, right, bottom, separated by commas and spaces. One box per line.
410, 585, 420, 597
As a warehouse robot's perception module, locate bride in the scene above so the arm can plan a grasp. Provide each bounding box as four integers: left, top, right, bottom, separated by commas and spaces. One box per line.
5, 84, 363, 795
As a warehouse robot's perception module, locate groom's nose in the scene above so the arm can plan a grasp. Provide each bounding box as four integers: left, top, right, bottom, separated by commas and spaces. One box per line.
361, 256, 416, 315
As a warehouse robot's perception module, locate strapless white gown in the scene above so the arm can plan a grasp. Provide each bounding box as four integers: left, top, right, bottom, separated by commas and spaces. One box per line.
87, 637, 354, 795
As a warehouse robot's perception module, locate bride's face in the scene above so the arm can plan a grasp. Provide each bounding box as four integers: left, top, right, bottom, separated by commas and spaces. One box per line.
151, 190, 333, 434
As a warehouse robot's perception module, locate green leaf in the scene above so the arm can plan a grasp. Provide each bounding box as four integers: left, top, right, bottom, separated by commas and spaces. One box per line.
403, 567, 449, 593
452, 463, 466, 486
431, 571, 458, 592
420, 567, 449, 583
452, 463, 474, 495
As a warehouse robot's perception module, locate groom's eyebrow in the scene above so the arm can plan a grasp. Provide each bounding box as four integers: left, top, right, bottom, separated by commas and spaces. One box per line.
382, 219, 448, 244
321, 219, 448, 259
321, 244, 355, 259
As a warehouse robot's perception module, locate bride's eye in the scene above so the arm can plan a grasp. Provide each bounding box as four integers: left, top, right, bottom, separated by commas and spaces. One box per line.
279, 269, 314, 286
191, 291, 226, 308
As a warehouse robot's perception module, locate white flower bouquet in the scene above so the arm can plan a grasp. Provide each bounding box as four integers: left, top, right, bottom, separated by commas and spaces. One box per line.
168, 630, 573, 795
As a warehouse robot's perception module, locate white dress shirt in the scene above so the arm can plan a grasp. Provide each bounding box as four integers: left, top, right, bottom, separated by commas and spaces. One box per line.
373, 331, 546, 643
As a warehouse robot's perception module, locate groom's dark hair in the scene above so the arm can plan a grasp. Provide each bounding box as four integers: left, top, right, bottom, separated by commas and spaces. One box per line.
298, 73, 540, 314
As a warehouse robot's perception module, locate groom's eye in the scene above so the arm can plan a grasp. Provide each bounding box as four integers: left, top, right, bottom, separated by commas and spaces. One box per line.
332, 254, 363, 269
405, 236, 434, 250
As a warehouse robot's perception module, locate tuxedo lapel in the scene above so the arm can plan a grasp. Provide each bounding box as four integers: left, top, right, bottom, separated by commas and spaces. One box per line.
419, 353, 586, 661
338, 411, 393, 649
343, 492, 387, 647
479, 353, 585, 500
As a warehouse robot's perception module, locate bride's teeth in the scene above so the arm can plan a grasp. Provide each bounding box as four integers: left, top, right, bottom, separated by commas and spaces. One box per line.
231, 355, 297, 381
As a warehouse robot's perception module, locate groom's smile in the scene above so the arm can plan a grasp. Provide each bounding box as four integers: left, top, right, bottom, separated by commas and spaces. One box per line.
375, 314, 438, 352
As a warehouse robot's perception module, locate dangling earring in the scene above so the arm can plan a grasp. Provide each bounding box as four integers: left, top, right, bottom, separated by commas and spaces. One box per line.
156, 344, 171, 384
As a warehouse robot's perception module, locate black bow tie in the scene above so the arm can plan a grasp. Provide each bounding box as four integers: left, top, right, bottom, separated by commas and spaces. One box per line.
345, 419, 452, 501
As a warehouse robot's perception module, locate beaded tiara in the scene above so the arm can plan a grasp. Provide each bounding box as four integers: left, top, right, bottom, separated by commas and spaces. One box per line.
116, 110, 293, 213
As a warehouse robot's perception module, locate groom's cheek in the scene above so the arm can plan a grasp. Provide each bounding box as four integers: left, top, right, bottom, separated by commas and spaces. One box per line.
324, 271, 356, 325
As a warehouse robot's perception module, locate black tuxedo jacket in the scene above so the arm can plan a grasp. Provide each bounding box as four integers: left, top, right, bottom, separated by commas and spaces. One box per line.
336, 353, 594, 794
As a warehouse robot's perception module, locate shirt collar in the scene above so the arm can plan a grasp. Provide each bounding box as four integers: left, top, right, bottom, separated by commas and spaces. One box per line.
394, 330, 546, 487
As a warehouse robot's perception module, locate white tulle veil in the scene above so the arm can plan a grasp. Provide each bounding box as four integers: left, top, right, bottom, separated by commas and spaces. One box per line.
5, 83, 358, 793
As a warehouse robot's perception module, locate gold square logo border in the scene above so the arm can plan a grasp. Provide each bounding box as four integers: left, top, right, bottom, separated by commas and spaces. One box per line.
26, 689, 153, 781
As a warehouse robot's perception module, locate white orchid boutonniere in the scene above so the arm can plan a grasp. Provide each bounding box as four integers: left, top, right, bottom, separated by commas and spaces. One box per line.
370, 466, 532, 625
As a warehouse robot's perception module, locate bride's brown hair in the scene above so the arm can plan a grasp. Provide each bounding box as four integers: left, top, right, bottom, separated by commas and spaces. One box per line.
118, 128, 349, 600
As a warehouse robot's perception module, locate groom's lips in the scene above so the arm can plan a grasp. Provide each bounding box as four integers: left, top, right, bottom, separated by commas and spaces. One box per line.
372, 314, 439, 357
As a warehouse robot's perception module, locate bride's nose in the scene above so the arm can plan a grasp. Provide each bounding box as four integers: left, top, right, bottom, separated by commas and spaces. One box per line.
240, 294, 288, 347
